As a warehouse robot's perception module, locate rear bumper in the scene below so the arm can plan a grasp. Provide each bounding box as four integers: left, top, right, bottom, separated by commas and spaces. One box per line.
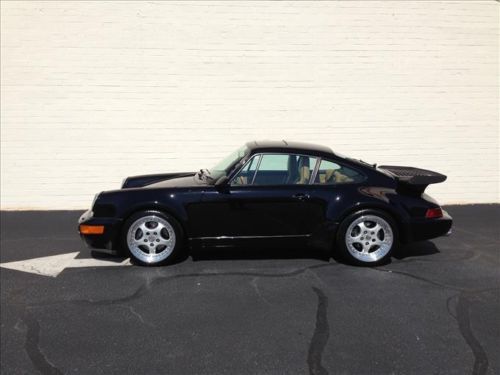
405, 210, 453, 242
78, 210, 123, 255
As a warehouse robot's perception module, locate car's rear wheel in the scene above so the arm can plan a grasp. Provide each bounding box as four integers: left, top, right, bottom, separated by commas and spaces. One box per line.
122, 210, 183, 266
337, 209, 397, 266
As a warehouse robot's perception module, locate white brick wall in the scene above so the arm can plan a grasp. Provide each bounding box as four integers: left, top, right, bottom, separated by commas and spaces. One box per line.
1, 1, 498, 209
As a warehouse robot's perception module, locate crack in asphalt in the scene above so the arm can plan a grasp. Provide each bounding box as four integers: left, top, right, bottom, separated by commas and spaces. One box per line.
395, 249, 480, 264
307, 287, 330, 375
126, 305, 147, 325
116, 304, 156, 328
68, 262, 340, 307
374, 267, 498, 375
16, 261, 339, 374
250, 276, 272, 306
447, 290, 495, 375
9, 261, 498, 375
21, 311, 63, 375
456, 293, 490, 375
372, 267, 473, 292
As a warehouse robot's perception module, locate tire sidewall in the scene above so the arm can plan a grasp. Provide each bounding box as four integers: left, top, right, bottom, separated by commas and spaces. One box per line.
122, 210, 183, 266
336, 209, 398, 266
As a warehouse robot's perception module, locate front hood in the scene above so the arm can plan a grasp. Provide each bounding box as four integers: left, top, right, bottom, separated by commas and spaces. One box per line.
145, 175, 208, 188
122, 172, 197, 188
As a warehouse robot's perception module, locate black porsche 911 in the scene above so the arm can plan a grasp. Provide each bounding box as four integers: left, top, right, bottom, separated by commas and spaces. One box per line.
79, 140, 452, 266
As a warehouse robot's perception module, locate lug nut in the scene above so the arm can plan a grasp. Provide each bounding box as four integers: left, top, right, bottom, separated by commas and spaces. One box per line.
156, 239, 160, 242
150, 243, 154, 246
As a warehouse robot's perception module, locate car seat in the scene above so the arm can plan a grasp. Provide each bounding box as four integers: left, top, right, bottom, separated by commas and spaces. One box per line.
297, 156, 311, 184
286, 155, 299, 184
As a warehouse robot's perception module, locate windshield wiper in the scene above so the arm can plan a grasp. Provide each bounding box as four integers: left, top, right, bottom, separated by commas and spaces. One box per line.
198, 169, 213, 181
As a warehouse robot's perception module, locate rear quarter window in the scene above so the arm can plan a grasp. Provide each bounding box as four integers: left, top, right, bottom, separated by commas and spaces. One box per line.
314, 159, 365, 185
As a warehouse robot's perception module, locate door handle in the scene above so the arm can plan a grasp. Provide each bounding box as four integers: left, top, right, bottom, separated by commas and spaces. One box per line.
293, 193, 310, 201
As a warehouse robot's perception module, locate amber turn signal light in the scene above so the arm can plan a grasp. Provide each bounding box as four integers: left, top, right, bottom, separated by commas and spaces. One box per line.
79, 225, 105, 234
425, 208, 443, 219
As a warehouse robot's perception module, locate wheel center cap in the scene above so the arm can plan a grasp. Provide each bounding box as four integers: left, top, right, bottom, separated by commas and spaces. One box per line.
148, 235, 156, 242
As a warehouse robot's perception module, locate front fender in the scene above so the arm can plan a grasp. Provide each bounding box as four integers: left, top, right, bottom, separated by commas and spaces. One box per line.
118, 196, 190, 229
96, 188, 194, 234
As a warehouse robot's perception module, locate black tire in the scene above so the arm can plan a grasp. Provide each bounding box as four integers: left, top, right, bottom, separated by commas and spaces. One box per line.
121, 210, 183, 266
336, 209, 398, 266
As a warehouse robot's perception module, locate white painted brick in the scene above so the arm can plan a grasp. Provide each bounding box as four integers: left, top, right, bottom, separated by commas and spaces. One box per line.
1, 1, 498, 209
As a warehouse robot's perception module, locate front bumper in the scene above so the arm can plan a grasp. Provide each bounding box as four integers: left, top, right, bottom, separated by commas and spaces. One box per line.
78, 210, 123, 254
406, 209, 453, 242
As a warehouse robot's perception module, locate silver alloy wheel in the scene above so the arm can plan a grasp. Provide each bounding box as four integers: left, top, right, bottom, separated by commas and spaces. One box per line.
126, 215, 176, 264
345, 215, 393, 262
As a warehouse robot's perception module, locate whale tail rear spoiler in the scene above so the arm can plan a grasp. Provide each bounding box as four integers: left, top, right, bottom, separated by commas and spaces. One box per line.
378, 165, 447, 195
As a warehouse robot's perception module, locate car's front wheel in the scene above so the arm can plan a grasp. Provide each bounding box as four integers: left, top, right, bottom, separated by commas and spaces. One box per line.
336, 209, 397, 266
122, 210, 183, 266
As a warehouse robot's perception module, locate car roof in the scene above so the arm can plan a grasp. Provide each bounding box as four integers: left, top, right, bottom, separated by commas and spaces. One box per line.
245, 140, 334, 156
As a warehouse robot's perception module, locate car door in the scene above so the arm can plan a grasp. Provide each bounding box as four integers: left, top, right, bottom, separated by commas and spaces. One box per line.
191, 153, 328, 239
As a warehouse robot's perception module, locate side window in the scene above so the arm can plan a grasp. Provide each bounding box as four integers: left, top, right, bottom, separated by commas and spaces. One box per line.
232, 154, 318, 186
231, 155, 259, 185
314, 159, 364, 185
252, 154, 288, 185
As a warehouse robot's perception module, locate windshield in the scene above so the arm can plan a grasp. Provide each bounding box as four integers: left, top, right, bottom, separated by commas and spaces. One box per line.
208, 145, 249, 181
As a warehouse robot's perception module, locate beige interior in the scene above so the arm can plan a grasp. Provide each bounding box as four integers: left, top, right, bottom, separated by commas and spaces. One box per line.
318, 169, 353, 184
297, 166, 310, 184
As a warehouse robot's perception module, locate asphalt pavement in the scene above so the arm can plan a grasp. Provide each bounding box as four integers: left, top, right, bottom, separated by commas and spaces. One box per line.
1, 205, 499, 375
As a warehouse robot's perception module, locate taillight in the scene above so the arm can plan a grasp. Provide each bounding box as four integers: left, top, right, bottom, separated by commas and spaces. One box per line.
425, 207, 443, 219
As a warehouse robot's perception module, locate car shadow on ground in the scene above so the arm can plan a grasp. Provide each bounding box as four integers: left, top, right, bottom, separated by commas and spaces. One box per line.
190, 246, 331, 262
90, 240, 441, 266
89, 250, 129, 262
393, 240, 441, 260
190, 240, 441, 265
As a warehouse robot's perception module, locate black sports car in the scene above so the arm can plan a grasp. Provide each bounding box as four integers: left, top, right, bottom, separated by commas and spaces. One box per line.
79, 140, 452, 266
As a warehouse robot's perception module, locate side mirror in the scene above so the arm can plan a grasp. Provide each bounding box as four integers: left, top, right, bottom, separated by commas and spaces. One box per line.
215, 175, 229, 188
